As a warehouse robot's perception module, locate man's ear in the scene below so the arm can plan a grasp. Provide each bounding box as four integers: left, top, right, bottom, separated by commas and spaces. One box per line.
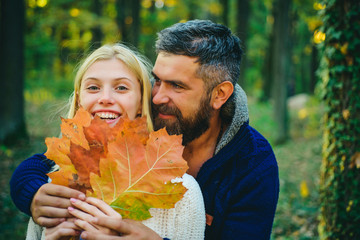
211, 81, 234, 110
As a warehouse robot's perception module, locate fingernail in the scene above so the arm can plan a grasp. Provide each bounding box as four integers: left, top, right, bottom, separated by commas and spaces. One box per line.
81, 232, 87, 239
70, 198, 77, 204
79, 193, 86, 200
68, 206, 74, 211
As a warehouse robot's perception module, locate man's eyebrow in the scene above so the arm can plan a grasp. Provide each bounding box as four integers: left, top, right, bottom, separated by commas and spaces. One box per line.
151, 71, 190, 89
151, 71, 159, 80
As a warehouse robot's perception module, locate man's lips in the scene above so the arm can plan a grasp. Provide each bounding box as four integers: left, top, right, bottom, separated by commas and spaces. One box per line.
157, 112, 176, 120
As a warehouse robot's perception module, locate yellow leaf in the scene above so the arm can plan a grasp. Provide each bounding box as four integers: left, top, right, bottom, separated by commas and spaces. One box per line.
340, 42, 348, 55
350, 152, 360, 169
300, 180, 309, 198
314, 30, 326, 44
342, 109, 350, 120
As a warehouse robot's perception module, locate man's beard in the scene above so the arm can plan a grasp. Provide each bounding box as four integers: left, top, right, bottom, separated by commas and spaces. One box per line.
152, 95, 213, 145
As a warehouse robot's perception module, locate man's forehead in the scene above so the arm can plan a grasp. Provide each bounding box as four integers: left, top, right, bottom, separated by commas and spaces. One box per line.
154, 53, 199, 72
152, 54, 204, 87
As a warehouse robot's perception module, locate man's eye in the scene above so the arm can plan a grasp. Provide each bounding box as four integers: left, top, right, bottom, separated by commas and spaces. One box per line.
153, 78, 161, 86
172, 83, 182, 89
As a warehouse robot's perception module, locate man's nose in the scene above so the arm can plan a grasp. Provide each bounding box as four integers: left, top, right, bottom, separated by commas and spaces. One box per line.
152, 84, 170, 105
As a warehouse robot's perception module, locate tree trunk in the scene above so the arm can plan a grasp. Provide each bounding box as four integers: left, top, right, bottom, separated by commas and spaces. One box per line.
116, 0, 130, 43
236, 0, 250, 89
319, 0, 360, 238
0, 0, 27, 145
220, 0, 229, 26
261, 31, 274, 102
116, 0, 140, 47
309, 45, 318, 94
271, 0, 291, 144
91, 0, 103, 50
131, 0, 140, 47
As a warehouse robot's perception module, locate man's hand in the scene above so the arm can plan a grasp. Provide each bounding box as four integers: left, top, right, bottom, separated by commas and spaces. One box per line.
79, 217, 162, 240
44, 218, 81, 240
31, 183, 85, 227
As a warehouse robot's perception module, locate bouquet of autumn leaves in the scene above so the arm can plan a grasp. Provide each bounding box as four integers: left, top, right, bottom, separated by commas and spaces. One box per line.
45, 108, 188, 221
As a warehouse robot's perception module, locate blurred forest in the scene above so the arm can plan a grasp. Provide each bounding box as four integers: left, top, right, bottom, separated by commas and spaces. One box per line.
1, 0, 359, 239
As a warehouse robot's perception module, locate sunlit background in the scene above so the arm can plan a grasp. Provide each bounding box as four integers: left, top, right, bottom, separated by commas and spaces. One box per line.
1, 0, 331, 239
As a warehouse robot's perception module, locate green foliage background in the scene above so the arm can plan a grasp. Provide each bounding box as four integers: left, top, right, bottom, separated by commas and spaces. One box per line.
3, 0, 358, 239
317, 0, 360, 239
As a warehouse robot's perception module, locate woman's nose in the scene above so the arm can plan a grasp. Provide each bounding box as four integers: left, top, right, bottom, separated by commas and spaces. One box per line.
98, 89, 115, 105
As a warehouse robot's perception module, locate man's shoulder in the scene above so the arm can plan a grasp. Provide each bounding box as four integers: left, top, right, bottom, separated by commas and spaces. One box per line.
230, 123, 274, 153
225, 123, 277, 170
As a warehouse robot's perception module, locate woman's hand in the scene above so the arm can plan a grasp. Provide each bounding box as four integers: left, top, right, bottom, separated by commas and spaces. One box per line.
31, 183, 86, 227
69, 197, 161, 239
68, 197, 121, 236
44, 218, 81, 240
80, 218, 162, 240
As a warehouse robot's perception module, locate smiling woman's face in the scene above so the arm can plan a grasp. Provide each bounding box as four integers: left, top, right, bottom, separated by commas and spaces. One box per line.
79, 58, 142, 126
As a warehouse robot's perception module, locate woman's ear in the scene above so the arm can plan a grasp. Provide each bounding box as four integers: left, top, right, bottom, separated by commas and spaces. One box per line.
137, 104, 142, 117
76, 91, 80, 107
211, 81, 234, 110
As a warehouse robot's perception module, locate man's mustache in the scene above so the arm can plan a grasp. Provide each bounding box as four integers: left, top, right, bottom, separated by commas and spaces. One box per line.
153, 104, 181, 116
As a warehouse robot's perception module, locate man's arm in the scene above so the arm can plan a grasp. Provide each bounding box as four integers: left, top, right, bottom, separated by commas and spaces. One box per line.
10, 154, 53, 215
221, 164, 279, 240
10, 153, 85, 227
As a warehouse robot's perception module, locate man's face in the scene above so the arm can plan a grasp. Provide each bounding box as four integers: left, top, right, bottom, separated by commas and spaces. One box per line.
151, 53, 214, 145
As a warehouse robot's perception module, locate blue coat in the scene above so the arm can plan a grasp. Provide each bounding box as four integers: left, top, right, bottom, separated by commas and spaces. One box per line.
197, 122, 279, 240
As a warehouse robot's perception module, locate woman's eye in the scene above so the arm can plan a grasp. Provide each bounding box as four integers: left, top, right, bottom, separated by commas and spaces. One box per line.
87, 86, 99, 91
116, 85, 128, 91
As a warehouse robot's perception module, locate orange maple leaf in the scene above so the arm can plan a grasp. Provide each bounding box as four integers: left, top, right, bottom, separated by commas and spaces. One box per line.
46, 108, 188, 220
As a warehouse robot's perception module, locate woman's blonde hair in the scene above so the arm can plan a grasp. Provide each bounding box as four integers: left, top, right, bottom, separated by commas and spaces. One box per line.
67, 43, 153, 131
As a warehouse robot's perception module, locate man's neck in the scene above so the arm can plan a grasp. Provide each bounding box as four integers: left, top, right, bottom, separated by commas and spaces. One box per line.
183, 116, 223, 178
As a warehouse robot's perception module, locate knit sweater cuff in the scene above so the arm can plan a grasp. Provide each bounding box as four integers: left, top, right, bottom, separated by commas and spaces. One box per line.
10, 154, 54, 216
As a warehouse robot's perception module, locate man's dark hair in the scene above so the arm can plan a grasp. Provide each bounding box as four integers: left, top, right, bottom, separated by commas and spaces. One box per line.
155, 19, 243, 91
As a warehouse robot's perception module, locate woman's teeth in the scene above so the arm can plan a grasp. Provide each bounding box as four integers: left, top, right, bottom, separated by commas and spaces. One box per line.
95, 112, 119, 119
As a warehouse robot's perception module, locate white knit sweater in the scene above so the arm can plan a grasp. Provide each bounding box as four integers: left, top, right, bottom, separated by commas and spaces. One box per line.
26, 173, 205, 240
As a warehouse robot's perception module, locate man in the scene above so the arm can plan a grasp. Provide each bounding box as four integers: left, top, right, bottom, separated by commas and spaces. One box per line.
10, 20, 279, 239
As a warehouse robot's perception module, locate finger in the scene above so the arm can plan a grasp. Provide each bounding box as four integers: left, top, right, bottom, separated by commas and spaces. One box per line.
68, 206, 96, 223
74, 219, 98, 232
81, 231, 120, 240
46, 228, 80, 240
36, 217, 66, 228
36, 194, 74, 209
93, 216, 129, 234
70, 198, 106, 217
37, 205, 72, 219
86, 197, 121, 217
44, 183, 85, 200
45, 221, 81, 239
